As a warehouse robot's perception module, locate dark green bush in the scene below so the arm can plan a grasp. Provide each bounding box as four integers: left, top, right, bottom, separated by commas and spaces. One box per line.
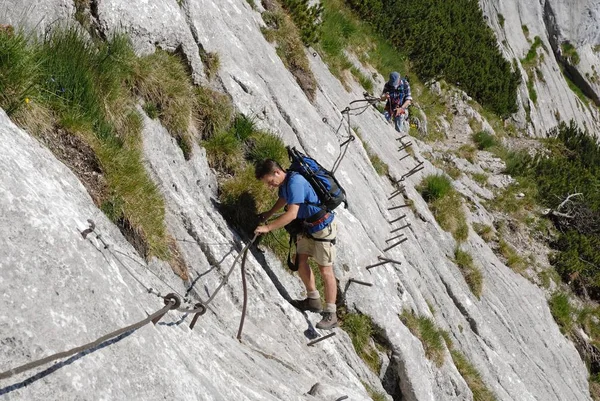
419, 174, 452, 202
280, 0, 324, 45
507, 122, 600, 300
472, 131, 497, 150
345, 0, 520, 117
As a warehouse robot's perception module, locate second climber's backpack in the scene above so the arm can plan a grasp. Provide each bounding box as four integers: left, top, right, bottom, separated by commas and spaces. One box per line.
286, 146, 347, 212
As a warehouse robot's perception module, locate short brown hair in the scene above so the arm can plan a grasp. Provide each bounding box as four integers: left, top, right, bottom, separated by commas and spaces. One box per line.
255, 159, 283, 179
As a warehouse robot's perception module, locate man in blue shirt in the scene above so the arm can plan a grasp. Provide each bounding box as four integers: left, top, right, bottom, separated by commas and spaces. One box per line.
254, 159, 338, 330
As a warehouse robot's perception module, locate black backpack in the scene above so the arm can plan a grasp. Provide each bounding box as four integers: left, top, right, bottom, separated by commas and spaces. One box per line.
286, 146, 347, 212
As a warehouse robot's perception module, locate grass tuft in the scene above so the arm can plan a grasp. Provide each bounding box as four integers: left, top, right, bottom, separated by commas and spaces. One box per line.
472, 131, 498, 150
473, 223, 495, 242
549, 292, 573, 333
419, 174, 452, 202
418, 174, 468, 242
195, 86, 233, 139
454, 248, 483, 298
450, 350, 497, 401
400, 309, 445, 367
342, 313, 381, 373
261, 7, 317, 101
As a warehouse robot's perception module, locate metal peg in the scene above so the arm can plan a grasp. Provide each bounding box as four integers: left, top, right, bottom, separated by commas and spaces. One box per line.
383, 237, 408, 252
307, 332, 336, 346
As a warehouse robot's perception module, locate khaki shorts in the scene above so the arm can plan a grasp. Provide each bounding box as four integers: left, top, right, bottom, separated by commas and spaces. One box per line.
296, 220, 337, 266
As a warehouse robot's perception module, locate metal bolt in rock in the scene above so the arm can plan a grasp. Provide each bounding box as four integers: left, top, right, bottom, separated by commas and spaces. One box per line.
388, 204, 410, 211
398, 142, 413, 152
397, 161, 424, 183
383, 237, 408, 252
388, 190, 403, 200
388, 214, 406, 224
335, 397, 349, 401
80, 219, 95, 239
395, 135, 409, 142
377, 256, 402, 265
307, 332, 336, 346
365, 259, 389, 270
399, 154, 411, 163
390, 223, 411, 234
348, 278, 373, 287
386, 233, 405, 243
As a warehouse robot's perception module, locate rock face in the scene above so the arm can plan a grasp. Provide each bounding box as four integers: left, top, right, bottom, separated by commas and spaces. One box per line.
0, 1, 595, 401
479, 0, 600, 136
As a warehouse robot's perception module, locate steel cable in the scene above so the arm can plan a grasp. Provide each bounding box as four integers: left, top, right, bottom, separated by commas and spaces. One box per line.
0, 300, 176, 381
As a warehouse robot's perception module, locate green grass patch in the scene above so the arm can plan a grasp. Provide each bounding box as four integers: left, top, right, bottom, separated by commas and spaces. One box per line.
200, 51, 220, 79
195, 86, 234, 139
562, 68, 590, 105
527, 79, 538, 104
206, 113, 291, 250
457, 144, 477, 163
418, 174, 452, 202
400, 309, 445, 367
498, 239, 527, 272
472, 131, 498, 150
549, 292, 573, 333
454, 248, 483, 298
450, 350, 497, 401
261, 6, 317, 101
362, 382, 387, 401
472, 172, 488, 186
0, 26, 193, 262
350, 66, 374, 93
342, 313, 381, 372
418, 174, 468, 242
0, 28, 40, 116
522, 36, 543, 66
561, 42, 580, 65
473, 223, 495, 242
497, 13, 504, 28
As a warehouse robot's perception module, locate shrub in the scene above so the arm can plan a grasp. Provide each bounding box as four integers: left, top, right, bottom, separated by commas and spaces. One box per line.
400, 310, 445, 367
342, 313, 381, 372
472, 131, 497, 150
347, 0, 520, 116
454, 248, 483, 298
419, 174, 452, 202
549, 292, 573, 333
279, 0, 324, 45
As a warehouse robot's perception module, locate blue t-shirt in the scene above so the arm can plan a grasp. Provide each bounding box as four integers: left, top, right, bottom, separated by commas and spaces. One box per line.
279, 172, 334, 233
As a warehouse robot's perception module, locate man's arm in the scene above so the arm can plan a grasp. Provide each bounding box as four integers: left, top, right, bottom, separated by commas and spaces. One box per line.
255, 204, 299, 234
258, 197, 287, 222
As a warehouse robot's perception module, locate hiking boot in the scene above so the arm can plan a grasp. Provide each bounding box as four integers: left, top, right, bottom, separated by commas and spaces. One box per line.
316, 312, 338, 330
290, 297, 322, 313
